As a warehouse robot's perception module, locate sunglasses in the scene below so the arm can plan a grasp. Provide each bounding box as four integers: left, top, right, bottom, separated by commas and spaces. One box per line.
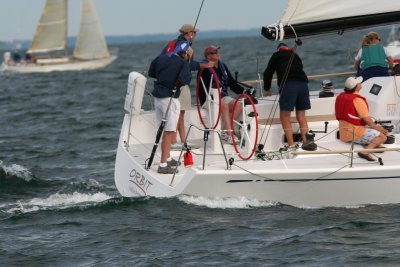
208, 51, 219, 55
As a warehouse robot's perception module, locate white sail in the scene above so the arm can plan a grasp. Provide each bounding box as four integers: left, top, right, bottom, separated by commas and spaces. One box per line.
73, 0, 110, 60
27, 0, 67, 53
263, 0, 400, 40
280, 0, 398, 25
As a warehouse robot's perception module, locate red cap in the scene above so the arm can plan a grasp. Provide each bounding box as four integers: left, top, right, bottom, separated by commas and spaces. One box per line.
204, 45, 220, 57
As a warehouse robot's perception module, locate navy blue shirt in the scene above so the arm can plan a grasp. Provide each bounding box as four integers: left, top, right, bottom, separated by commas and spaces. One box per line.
148, 53, 191, 98
263, 50, 308, 90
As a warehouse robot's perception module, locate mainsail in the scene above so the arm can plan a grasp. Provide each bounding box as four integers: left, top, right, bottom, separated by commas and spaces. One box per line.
262, 0, 400, 41
27, 0, 67, 53
73, 0, 110, 60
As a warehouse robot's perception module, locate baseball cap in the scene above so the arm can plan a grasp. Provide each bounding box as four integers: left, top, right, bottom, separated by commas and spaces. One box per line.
344, 76, 363, 90
179, 24, 200, 34
204, 45, 220, 57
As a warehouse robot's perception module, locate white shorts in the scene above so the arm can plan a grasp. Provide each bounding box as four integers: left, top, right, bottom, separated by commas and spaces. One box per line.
154, 97, 180, 131
179, 85, 191, 111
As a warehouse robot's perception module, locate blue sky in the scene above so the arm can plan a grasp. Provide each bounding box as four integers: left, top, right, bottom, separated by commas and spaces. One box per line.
0, 0, 288, 42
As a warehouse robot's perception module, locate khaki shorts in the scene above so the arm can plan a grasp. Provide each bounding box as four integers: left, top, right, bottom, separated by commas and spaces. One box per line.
179, 85, 191, 111
222, 96, 235, 105
154, 97, 180, 131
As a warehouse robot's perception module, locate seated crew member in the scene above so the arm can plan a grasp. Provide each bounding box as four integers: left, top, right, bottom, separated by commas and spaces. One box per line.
148, 42, 192, 174
354, 32, 393, 81
198, 45, 245, 143
335, 76, 388, 161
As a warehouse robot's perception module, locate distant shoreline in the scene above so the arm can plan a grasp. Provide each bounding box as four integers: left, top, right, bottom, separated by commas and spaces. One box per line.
0, 28, 260, 50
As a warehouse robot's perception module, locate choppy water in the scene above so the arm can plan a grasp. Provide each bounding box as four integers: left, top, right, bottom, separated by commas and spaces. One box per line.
2, 27, 400, 266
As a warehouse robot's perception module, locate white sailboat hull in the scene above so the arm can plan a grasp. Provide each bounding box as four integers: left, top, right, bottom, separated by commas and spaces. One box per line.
1, 55, 117, 73
115, 73, 400, 208
115, 114, 400, 208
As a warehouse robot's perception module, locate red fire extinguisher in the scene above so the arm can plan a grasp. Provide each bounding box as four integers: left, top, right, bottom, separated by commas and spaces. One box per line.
183, 148, 193, 168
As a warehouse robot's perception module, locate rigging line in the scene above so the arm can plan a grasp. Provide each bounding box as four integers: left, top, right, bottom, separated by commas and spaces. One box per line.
193, 0, 205, 29
232, 162, 350, 182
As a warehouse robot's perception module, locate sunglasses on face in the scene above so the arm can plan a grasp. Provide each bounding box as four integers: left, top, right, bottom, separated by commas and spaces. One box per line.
209, 51, 219, 55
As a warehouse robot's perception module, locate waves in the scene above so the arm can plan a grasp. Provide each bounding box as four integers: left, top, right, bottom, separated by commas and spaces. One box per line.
178, 195, 278, 209
0, 161, 117, 216
0, 161, 33, 181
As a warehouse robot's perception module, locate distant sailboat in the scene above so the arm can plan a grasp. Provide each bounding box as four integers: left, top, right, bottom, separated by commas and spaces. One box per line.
0, 0, 117, 73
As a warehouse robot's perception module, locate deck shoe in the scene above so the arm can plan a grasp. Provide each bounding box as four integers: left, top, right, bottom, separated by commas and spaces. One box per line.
363, 145, 385, 153
384, 135, 395, 144
158, 165, 178, 174
170, 143, 183, 151
167, 158, 181, 167
357, 152, 376, 162
220, 132, 230, 142
301, 142, 317, 151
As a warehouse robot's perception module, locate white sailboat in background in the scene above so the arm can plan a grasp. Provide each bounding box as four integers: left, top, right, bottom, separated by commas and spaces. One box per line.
0, 0, 117, 73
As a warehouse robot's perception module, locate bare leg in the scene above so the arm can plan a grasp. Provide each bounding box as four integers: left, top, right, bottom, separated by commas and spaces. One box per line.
280, 110, 294, 146
177, 110, 186, 143
296, 110, 309, 143
361, 133, 387, 157
172, 111, 185, 145
228, 100, 242, 122
221, 102, 231, 131
171, 131, 178, 145
161, 131, 174, 163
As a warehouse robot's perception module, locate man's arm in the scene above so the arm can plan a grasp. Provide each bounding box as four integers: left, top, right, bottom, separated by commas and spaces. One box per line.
263, 55, 276, 93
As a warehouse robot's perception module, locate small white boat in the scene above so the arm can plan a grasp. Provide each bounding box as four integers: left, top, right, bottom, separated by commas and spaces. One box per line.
0, 0, 117, 73
114, 0, 400, 208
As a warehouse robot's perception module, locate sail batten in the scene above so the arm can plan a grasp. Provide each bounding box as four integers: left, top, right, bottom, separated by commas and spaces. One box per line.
73, 0, 110, 60
262, 0, 400, 40
27, 0, 67, 54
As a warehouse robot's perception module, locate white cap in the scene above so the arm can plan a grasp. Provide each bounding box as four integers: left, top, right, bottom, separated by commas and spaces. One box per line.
344, 76, 363, 90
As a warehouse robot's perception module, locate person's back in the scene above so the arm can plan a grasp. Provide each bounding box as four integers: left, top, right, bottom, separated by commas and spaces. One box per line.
263, 43, 315, 151
263, 46, 308, 90
149, 54, 191, 99
360, 45, 388, 70
148, 46, 192, 174
354, 32, 393, 81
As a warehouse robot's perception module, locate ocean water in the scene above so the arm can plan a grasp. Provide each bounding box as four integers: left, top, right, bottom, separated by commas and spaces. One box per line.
2, 28, 400, 266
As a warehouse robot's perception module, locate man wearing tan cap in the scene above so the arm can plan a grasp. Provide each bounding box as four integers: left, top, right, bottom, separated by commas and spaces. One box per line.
162, 24, 212, 151
161, 23, 212, 70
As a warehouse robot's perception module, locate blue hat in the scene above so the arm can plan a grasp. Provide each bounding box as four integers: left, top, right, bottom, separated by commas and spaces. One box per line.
168, 41, 190, 57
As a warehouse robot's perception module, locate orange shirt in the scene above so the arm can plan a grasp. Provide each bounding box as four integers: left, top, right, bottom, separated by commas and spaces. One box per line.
338, 93, 370, 142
